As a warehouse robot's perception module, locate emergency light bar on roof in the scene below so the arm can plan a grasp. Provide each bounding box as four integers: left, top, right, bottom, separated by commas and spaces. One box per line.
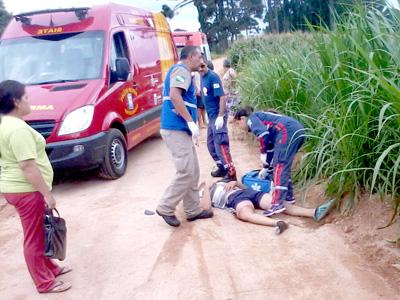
14, 7, 90, 25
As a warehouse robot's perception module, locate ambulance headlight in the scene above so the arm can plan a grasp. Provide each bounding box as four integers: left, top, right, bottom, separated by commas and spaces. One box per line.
58, 105, 94, 136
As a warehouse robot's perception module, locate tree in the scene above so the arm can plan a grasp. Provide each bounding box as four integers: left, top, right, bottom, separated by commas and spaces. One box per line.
237, 0, 265, 37
263, 0, 388, 34
166, 1, 264, 50
0, 0, 11, 34
196, 1, 264, 50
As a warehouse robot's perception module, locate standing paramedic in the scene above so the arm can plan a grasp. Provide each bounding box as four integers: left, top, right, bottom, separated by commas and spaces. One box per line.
0, 80, 71, 293
234, 106, 305, 216
199, 58, 236, 181
156, 46, 213, 227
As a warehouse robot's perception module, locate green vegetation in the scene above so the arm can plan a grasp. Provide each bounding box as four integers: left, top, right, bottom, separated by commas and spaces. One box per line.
0, 0, 11, 34
229, 5, 400, 221
166, 1, 387, 51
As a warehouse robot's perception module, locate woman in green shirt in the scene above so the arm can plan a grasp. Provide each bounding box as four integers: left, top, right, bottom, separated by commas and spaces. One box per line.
0, 80, 71, 293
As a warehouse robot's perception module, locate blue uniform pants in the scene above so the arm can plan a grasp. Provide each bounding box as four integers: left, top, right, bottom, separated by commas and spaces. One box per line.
272, 121, 305, 205
207, 116, 236, 176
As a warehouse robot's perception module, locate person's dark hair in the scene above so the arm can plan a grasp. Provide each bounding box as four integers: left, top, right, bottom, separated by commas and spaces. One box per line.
0, 80, 26, 115
223, 59, 231, 68
206, 60, 214, 70
180, 46, 200, 60
234, 106, 254, 120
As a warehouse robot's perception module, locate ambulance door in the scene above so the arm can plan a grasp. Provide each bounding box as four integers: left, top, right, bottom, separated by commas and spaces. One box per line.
128, 28, 162, 111
109, 30, 147, 142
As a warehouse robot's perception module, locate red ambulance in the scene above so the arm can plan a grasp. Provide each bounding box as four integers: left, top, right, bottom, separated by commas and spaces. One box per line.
0, 3, 178, 179
172, 31, 211, 61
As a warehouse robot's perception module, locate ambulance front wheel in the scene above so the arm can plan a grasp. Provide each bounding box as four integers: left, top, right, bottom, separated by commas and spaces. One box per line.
99, 129, 128, 179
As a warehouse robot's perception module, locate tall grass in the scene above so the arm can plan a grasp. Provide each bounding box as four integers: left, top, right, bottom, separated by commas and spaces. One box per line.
230, 6, 400, 219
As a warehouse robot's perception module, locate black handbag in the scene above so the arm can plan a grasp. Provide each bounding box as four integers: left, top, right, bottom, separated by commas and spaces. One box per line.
44, 208, 67, 261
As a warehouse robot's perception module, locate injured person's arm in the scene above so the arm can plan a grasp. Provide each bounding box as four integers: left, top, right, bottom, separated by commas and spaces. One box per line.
199, 179, 249, 211
223, 180, 246, 191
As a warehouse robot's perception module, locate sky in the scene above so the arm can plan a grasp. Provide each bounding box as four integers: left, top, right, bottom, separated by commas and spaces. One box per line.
3, 0, 399, 32
387, 0, 400, 8
2, 0, 201, 31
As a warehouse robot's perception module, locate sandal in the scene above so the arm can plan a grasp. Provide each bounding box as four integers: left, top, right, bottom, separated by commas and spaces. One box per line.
42, 281, 72, 293
314, 199, 336, 222
58, 266, 72, 276
275, 220, 289, 235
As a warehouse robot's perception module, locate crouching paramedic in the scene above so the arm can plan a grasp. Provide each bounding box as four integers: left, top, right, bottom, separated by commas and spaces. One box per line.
156, 46, 213, 227
234, 107, 306, 216
199, 180, 335, 235
199, 57, 236, 181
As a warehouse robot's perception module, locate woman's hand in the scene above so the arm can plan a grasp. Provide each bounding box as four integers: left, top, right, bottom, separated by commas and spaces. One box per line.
44, 194, 56, 209
19, 159, 56, 208
224, 181, 237, 191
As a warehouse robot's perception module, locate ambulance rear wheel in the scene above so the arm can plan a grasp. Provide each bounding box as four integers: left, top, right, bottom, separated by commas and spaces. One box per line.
98, 129, 128, 179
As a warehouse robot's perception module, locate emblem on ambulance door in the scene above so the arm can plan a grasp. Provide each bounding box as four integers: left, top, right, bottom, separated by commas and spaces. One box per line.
120, 88, 139, 115
127, 93, 134, 110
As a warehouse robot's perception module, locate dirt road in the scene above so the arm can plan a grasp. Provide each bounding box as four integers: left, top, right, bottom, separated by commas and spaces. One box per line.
0, 129, 399, 299
1, 58, 399, 299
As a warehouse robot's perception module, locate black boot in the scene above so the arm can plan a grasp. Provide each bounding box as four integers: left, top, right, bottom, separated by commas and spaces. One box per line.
211, 166, 227, 177
222, 172, 237, 182
220, 165, 237, 182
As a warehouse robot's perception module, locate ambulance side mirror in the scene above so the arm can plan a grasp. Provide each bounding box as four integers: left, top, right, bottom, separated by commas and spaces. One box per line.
115, 58, 130, 81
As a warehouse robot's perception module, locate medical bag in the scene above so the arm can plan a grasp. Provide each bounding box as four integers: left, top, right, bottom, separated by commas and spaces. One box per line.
241, 170, 272, 193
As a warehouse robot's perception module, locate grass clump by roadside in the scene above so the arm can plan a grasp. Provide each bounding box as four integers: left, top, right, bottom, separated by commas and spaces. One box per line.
229, 5, 400, 222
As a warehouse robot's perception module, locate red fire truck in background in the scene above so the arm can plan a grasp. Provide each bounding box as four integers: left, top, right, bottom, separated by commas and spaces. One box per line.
172, 31, 211, 61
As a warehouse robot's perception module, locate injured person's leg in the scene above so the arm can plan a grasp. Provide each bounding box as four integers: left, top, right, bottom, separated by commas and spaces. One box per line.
258, 191, 335, 222
283, 199, 336, 222
235, 201, 289, 235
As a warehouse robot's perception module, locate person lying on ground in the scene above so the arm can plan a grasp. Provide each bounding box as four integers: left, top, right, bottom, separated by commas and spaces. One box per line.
199, 179, 335, 235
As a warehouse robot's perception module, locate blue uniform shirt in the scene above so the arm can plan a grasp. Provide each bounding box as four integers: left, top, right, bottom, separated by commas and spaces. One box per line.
248, 111, 282, 153
201, 69, 225, 119
248, 111, 304, 153
160, 63, 197, 134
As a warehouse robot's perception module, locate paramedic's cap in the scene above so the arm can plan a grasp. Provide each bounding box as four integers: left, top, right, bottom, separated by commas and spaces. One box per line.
223, 59, 231, 68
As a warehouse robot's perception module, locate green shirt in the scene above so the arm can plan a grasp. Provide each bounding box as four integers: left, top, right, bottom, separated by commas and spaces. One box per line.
0, 115, 53, 193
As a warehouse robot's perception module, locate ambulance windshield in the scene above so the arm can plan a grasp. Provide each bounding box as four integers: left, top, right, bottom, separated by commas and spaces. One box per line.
0, 30, 105, 85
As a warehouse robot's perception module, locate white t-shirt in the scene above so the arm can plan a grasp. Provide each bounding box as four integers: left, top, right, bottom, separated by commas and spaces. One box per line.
210, 181, 239, 208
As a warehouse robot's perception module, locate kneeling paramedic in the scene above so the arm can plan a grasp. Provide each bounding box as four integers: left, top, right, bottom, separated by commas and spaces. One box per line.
234, 107, 306, 216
